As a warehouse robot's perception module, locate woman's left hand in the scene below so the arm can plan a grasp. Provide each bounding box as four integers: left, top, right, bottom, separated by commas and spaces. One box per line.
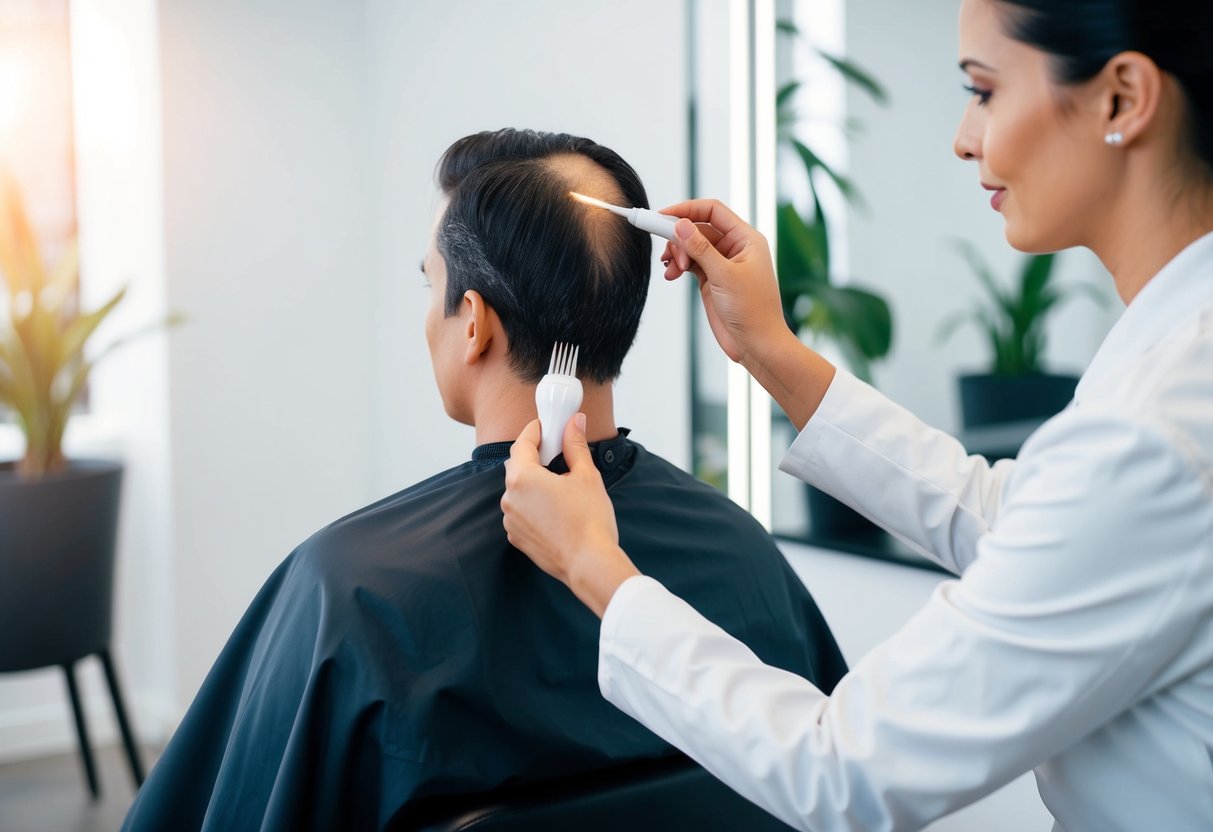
502, 415, 641, 618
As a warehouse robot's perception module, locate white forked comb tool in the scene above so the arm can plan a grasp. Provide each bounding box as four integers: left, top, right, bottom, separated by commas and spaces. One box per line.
536, 342, 583, 466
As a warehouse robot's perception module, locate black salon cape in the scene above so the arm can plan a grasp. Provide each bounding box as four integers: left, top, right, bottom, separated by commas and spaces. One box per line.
123, 433, 846, 831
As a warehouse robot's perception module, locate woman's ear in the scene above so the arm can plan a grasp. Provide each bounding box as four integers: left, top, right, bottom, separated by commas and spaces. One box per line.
1099, 51, 1163, 146
462, 290, 493, 366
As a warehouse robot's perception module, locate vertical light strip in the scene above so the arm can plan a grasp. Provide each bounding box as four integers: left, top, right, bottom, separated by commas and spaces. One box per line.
725, 0, 751, 511
684, 0, 700, 472
749, 0, 776, 529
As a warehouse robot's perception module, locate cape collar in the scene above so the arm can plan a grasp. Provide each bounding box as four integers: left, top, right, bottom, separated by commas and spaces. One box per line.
471, 429, 635, 477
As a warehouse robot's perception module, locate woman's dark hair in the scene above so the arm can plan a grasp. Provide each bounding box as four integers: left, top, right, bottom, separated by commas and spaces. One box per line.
435, 128, 651, 384
995, 0, 1213, 176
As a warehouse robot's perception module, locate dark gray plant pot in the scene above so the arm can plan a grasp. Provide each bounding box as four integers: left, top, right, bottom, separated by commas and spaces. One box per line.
0, 460, 124, 672
958, 373, 1079, 429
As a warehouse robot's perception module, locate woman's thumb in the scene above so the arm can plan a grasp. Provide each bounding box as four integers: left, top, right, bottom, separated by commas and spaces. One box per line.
562, 413, 593, 471
675, 218, 723, 266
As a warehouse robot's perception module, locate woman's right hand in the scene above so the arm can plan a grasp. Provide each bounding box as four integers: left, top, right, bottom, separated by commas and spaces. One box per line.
659, 198, 837, 430
658, 199, 791, 367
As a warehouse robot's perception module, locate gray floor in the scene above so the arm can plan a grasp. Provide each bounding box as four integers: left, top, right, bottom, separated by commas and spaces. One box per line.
0, 744, 160, 832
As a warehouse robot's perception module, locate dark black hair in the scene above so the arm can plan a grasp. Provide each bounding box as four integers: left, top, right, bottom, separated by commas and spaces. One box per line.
995, 0, 1213, 176
434, 128, 651, 384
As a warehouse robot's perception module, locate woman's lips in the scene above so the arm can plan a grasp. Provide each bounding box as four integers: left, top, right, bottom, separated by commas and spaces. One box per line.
983, 184, 1007, 211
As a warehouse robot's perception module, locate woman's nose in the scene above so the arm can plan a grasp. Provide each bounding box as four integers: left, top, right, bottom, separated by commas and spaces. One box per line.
953, 107, 982, 161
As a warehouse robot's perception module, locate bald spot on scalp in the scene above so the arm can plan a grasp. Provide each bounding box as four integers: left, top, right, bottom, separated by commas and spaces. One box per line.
543, 152, 632, 279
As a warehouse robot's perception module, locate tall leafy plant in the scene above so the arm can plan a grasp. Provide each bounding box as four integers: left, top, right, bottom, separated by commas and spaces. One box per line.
775, 22, 893, 383
0, 170, 175, 478
936, 241, 1107, 376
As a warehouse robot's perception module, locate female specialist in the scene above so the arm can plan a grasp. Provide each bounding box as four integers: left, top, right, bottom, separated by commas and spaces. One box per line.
501, 0, 1213, 829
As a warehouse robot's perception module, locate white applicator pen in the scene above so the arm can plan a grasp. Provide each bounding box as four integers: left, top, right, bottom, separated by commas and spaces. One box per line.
569, 191, 680, 241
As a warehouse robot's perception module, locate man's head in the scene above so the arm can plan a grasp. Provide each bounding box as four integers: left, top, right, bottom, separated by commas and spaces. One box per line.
423, 129, 651, 425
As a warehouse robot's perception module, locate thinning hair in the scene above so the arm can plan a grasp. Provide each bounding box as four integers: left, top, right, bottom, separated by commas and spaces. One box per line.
435, 128, 652, 383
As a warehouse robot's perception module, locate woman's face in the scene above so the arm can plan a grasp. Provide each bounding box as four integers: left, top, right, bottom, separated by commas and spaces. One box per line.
953, 0, 1116, 252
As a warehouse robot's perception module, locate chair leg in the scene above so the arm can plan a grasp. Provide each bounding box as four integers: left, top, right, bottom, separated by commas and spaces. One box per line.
99, 647, 146, 788
62, 661, 101, 800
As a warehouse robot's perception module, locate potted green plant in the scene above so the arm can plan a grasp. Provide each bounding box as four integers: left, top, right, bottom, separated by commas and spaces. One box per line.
0, 170, 172, 796
775, 25, 892, 536
936, 241, 1108, 430
774, 31, 893, 384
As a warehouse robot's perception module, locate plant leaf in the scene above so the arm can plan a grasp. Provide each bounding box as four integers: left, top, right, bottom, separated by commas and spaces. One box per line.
0, 169, 45, 297
0, 362, 15, 408
776, 202, 828, 302
815, 49, 890, 105
0, 327, 40, 449
57, 285, 127, 375
810, 283, 893, 360
776, 19, 799, 37
790, 138, 860, 206
46, 239, 80, 304
776, 80, 801, 112
1018, 253, 1056, 328
950, 238, 1016, 320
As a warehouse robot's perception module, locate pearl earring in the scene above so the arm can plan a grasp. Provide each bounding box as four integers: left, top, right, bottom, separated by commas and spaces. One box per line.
1104, 132, 1124, 146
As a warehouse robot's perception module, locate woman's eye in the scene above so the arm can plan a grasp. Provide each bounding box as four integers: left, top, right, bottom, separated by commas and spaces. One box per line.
963, 84, 993, 107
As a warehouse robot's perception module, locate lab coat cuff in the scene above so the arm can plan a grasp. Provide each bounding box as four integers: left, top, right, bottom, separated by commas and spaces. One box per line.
598, 574, 669, 699
779, 367, 865, 480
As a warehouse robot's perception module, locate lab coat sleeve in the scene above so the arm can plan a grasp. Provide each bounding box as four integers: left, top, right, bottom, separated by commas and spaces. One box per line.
601, 410, 1213, 831
780, 369, 1015, 574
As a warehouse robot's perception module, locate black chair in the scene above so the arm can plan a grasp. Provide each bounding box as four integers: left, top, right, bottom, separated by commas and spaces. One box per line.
0, 462, 144, 799
394, 753, 796, 832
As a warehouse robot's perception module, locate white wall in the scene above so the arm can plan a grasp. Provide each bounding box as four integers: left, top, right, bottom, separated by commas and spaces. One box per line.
782, 542, 1055, 830
158, 0, 380, 714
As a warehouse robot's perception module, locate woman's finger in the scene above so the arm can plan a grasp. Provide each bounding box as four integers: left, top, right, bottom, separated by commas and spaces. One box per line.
560, 414, 593, 474
672, 219, 727, 273
658, 198, 749, 235
509, 418, 543, 466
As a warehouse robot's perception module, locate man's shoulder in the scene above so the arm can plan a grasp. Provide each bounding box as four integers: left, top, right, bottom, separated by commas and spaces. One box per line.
336, 459, 503, 528
627, 443, 751, 501
289, 460, 507, 582
620, 443, 774, 543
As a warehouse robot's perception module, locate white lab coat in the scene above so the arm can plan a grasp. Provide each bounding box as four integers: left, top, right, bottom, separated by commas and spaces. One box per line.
597, 232, 1213, 831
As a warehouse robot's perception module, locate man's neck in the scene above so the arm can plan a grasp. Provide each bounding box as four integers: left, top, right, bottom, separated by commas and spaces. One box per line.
472, 377, 618, 447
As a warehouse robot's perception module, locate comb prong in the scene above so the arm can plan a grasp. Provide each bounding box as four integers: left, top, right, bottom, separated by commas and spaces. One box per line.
545, 342, 580, 377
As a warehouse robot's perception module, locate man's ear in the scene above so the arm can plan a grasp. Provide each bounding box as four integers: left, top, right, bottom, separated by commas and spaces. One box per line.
1098, 51, 1163, 146
462, 290, 494, 366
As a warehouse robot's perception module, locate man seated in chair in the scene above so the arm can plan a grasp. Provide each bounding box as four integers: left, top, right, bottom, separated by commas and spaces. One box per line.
123, 128, 847, 831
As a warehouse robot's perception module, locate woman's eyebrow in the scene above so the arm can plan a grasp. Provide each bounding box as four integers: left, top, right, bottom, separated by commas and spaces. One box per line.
959, 58, 998, 72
